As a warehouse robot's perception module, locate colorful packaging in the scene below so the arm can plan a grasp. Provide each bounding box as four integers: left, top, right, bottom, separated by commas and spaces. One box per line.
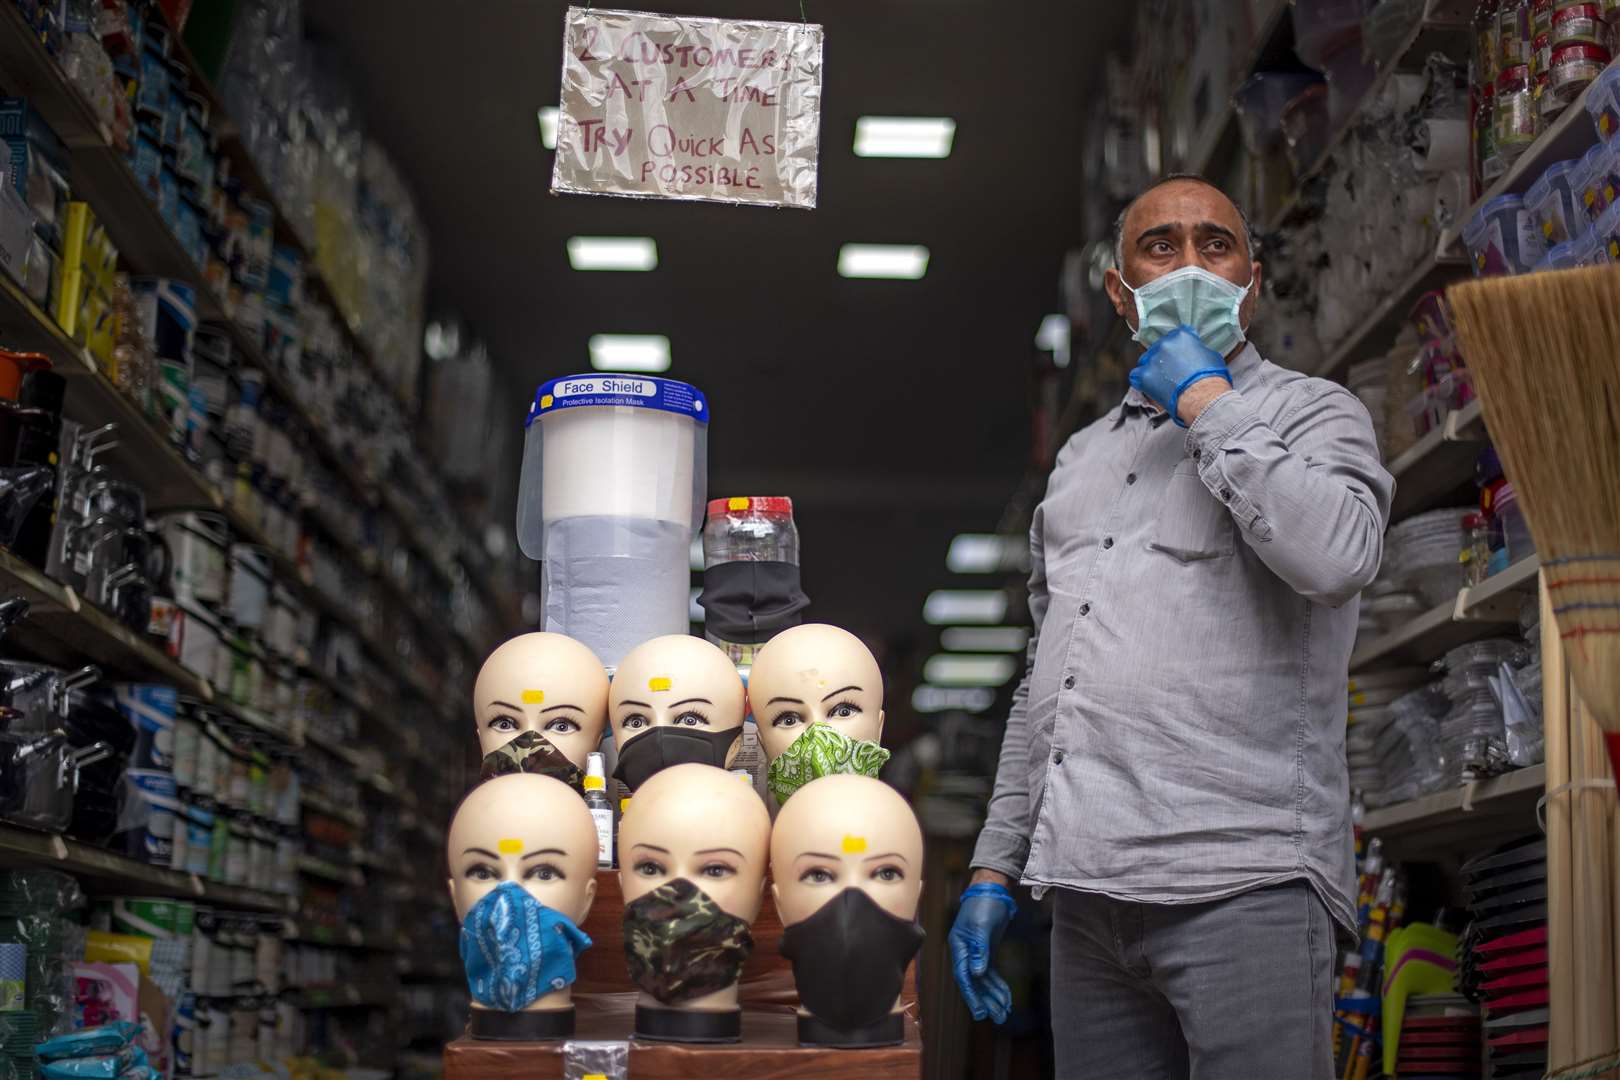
112, 684, 176, 770
1587, 61, 1620, 140
1464, 193, 1547, 274
1526, 158, 1582, 242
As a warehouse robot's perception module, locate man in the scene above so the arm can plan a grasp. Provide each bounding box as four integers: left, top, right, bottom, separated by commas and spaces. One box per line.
948, 174, 1392, 1079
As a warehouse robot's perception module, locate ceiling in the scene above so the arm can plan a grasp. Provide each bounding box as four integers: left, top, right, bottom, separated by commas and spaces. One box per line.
304, 1, 1127, 717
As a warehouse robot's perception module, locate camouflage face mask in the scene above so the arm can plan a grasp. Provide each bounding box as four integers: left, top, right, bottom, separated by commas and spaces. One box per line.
480, 730, 585, 790
766, 722, 891, 804
622, 877, 754, 1005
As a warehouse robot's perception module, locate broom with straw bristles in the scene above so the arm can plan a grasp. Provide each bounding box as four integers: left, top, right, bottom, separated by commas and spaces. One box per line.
1446, 265, 1620, 781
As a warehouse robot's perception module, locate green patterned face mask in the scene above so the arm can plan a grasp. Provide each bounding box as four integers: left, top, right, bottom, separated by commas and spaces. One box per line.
766, 722, 890, 804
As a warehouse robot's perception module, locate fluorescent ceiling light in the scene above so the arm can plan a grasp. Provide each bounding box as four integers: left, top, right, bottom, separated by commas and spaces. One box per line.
1035, 313, 1071, 369
946, 533, 1030, 574
838, 244, 929, 280
923, 589, 1007, 625
589, 334, 670, 373
854, 116, 956, 158
538, 106, 559, 150
941, 626, 1029, 653
689, 587, 704, 623
924, 653, 1017, 687
568, 236, 658, 272
911, 684, 995, 714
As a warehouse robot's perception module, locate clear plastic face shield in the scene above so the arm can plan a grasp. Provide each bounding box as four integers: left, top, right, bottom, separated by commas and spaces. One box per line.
516, 375, 709, 669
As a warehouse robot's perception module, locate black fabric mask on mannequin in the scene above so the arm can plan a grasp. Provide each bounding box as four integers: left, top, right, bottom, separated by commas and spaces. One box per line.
778, 887, 925, 1031
611, 725, 740, 790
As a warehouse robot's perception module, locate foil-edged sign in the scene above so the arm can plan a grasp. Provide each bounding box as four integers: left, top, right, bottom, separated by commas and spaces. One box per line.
550, 6, 823, 209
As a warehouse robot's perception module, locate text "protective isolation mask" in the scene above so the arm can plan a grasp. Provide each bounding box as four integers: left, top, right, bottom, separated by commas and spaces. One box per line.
1121, 265, 1253, 355
460, 882, 593, 1011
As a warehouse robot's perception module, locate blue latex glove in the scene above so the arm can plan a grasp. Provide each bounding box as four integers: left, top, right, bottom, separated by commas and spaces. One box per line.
948, 881, 1017, 1023
1128, 325, 1233, 427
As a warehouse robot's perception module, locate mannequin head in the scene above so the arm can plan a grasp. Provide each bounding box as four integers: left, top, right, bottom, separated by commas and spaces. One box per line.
473, 633, 609, 766
447, 773, 599, 925
770, 774, 922, 925
609, 635, 747, 785
748, 624, 885, 761
619, 763, 770, 919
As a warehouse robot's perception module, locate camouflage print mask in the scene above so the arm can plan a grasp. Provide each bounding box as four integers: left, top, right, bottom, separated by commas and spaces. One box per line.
766, 722, 891, 804
622, 877, 755, 1005
480, 730, 585, 790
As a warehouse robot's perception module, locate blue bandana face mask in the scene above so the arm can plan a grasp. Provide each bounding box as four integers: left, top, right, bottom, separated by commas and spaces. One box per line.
1121, 265, 1253, 355
459, 881, 593, 1011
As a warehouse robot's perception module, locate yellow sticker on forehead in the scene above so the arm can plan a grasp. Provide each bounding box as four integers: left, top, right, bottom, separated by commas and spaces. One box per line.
649, 677, 673, 692
497, 839, 523, 855
841, 835, 867, 854
521, 689, 544, 704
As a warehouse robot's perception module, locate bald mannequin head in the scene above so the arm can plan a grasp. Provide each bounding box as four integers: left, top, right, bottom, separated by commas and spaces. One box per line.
473, 633, 609, 764
619, 762, 770, 920
749, 624, 885, 761
446, 773, 600, 925
770, 774, 923, 925
610, 634, 746, 763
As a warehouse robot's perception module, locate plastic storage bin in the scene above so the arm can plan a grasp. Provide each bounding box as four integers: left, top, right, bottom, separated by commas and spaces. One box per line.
1534, 237, 1583, 268
1464, 194, 1546, 275
1323, 38, 1378, 123
1495, 483, 1536, 563
1293, 0, 1371, 69
1586, 60, 1620, 140
1596, 198, 1620, 259
1525, 158, 1582, 243
1233, 72, 1325, 154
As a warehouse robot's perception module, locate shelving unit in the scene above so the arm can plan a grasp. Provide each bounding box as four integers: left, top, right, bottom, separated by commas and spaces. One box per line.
1388, 400, 1486, 522
1311, 251, 1470, 381
0, 821, 293, 913
1350, 555, 1540, 672
1364, 763, 1546, 858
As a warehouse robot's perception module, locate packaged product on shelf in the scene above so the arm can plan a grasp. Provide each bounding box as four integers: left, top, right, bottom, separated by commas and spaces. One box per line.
1496, 64, 1540, 162
1588, 60, 1620, 137
1549, 42, 1611, 107
1525, 157, 1583, 242
1464, 193, 1547, 274
1552, 0, 1606, 47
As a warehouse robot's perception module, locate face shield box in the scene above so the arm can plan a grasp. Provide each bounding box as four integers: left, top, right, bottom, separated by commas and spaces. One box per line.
517, 374, 709, 668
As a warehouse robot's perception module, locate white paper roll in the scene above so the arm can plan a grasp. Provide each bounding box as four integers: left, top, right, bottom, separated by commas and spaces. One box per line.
1432, 169, 1470, 231
540, 406, 696, 524
1380, 74, 1428, 117
1412, 119, 1469, 174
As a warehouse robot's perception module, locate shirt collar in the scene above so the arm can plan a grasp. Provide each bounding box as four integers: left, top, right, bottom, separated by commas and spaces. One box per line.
1109, 341, 1262, 428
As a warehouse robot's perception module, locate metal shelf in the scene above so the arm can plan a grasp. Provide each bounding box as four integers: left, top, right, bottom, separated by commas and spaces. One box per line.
1364, 763, 1546, 859
1437, 56, 1620, 253
299, 790, 365, 829
285, 985, 393, 1010
1186, 0, 1294, 177
1312, 250, 1470, 382
1350, 556, 1539, 671
1387, 400, 1487, 523
0, 821, 293, 912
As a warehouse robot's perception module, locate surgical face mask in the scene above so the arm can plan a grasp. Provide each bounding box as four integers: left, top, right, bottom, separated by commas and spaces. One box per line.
779, 887, 925, 1033
766, 723, 891, 805
622, 877, 755, 1005
611, 725, 739, 791
480, 730, 584, 790
459, 882, 593, 1011
1120, 264, 1253, 355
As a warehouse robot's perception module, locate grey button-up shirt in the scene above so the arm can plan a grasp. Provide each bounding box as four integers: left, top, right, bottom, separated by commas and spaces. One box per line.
971, 344, 1393, 934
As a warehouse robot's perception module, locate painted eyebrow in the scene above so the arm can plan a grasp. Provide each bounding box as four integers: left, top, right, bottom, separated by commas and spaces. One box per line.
694, 847, 745, 858
863, 852, 911, 865
521, 848, 567, 861
540, 703, 583, 714
487, 702, 523, 712
820, 685, 861, 702
618, 700, 652, 709
765, 696, 806, 706
670, 697, 713, 708
796, 851, 842, 862
631, 843, 671, 854
462, 847, 500, 859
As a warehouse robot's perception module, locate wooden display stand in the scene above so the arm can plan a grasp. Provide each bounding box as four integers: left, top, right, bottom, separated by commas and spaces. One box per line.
444, 871, 923, 1079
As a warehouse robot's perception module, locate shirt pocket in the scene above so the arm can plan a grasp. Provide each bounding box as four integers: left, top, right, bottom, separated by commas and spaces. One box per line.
1149, 460, 1235, 561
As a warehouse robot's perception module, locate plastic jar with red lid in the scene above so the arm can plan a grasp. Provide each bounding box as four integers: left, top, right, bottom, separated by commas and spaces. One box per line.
1553, 1, 1606, 46
1496, 65, 1540, 160
1550, 42, 1612, 105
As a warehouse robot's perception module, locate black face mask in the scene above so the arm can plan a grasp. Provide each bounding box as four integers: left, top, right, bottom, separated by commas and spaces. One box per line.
612, 725, 740, 791
697, 560, 810, 644
778, 887, 925, 1031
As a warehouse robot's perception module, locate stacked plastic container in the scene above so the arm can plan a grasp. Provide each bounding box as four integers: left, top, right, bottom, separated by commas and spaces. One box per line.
1386, 506, 1477, 607
1438, 638, 1529, 780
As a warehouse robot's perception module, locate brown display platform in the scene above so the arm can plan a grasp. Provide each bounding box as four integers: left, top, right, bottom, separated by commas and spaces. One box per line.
444, 998, 921, 1080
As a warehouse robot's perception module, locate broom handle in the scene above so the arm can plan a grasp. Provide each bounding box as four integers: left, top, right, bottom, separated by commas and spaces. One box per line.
1546, 572, 1577, 1069
1571, 688, 1618, 1064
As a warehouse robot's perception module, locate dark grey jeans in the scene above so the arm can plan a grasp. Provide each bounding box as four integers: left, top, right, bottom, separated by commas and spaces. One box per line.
1050, 881, 1334, 1080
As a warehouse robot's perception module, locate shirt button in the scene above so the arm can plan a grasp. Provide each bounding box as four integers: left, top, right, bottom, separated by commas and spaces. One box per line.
1063, 675, 1075, 689
1079, 603, 1091, 616
1193, 449, 1202, 462
1052, 750, 1065, 765
1103, 537, 1114, 549
1220, 488, 1233, 501
1126, 472, 1137, 485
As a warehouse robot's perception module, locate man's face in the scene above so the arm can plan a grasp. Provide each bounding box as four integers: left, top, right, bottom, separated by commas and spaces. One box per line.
1104, 180, 1262, 339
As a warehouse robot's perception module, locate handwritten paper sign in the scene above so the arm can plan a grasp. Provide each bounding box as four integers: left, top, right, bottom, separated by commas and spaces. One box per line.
550, 6, 823, 209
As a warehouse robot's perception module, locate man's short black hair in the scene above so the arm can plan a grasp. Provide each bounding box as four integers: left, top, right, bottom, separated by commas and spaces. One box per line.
1112, 173, 1258, 271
